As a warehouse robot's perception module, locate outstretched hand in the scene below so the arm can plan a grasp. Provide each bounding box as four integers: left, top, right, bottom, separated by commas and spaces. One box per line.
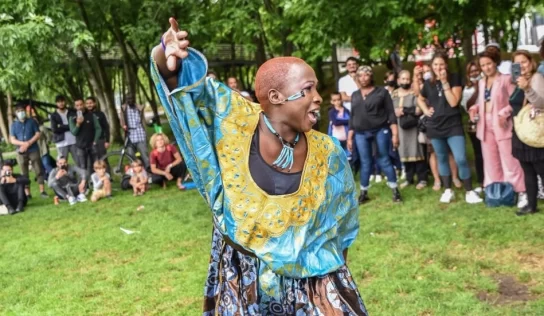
161, 18, 190, 72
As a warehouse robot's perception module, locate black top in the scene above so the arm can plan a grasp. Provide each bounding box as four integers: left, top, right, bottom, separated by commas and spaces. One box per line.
420, 73, 463, 138
50, 109, 75, 143
349, 86, 396, 132
93, 110, 110, 141
73, 111, 97, 149
249, 129, 302, 195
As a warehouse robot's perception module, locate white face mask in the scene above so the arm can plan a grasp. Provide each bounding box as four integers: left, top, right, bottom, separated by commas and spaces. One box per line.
16, 111, 26, 121
470, 75, 481, 83
423, 72, 432, 81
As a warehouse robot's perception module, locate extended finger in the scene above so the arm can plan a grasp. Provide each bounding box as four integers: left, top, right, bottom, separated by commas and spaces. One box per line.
169, 17, 179, 32
176, 31, 188, 40
178, 39, 189, 50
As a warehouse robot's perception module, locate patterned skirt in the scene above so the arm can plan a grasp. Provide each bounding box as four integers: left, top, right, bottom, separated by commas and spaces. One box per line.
203, 227, 368, 315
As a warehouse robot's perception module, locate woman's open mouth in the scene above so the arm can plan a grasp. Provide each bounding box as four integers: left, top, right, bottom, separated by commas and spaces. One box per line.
308, 110, 320, 124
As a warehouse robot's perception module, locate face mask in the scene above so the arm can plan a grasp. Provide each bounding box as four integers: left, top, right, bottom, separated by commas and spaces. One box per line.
470, 75, 481, 83
386, 80, 396, 87
400, 83, 411, 90
423, 72, 432, 81
16, 111, 26, 121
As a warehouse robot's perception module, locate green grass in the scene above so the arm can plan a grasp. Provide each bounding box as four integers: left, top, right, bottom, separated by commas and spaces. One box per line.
1, 150, 544, 315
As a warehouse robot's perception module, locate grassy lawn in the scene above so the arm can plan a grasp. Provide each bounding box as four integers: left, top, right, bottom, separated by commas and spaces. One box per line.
1, 147, 543, 315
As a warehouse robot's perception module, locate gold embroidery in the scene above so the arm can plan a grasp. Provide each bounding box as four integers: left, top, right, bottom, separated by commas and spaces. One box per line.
216, 94, 330, 249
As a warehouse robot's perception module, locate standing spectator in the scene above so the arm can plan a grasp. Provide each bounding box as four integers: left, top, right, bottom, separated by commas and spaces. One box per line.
50, 95, 77, 164
85, 97, 110, 169
485, 43, 512, 75
393, 70, 427, 189
90, 160, 111, 202
384, 71, 397, 96
119, 95, 150, 168
338, 57, 360, 111
206, 71, 217, 80
10, 102, 47, 198
327, 92, 350, 157
0, 161, 29, 214
347, 66, 402, 203
69, 98, 102, 176
417, 52, 482, 204
469, 50, 526, 206
510, 50, 544, 216
463, 61, 485, 193
388, 44, 403, 75
338, 57, 361, 173
48, 156, 87, 205
149, 133, 187, 190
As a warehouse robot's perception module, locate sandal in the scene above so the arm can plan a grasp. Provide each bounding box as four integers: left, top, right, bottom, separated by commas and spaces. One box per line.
416, 181, 427, 190
453, 178, 462, 188
432, 181, 441, 191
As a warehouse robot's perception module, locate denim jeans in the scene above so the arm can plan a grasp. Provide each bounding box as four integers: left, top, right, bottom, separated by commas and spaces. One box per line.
355, 128, 398, 189
430, 135, 471, 180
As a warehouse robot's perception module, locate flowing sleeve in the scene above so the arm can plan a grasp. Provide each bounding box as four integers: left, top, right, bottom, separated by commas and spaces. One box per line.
150, 47, 244, 224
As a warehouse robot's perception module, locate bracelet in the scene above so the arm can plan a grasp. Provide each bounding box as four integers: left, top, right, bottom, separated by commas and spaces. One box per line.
160, 36, 166, 51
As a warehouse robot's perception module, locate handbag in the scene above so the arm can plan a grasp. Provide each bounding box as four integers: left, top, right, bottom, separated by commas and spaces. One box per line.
418, 116, 428, 133
514, 104, 544, 148
484, 182, 516, 207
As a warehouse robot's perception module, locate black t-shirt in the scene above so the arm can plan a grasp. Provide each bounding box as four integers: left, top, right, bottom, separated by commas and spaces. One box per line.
349, 86, 397, 132
421, 73, 464, 138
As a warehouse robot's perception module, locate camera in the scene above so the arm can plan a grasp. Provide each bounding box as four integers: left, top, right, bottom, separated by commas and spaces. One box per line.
4, 170, 11, 177
60, 165, 68, 170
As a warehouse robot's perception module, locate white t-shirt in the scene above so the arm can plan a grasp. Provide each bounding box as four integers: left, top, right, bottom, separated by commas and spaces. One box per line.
498, 60, 512, 75
55, 110, 76, 148
338, 74, 358, 111
461, 86, 476, 111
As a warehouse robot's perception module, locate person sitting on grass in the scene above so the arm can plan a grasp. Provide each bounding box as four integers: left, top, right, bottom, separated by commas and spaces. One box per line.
48, 156, 87, 205
129, 159, 148, 196
149, 133, 187, 190
0, 161, 29, 214
90, 160, 111, 202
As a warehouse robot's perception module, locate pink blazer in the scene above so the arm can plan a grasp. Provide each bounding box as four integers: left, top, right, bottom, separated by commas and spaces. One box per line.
475, 74, 515, 141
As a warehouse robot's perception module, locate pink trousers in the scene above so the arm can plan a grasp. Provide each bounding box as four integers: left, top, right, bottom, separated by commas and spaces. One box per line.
481, 114, 525, 192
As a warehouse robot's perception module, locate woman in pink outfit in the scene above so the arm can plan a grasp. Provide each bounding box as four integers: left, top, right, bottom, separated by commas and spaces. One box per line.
469, 49, 527, 207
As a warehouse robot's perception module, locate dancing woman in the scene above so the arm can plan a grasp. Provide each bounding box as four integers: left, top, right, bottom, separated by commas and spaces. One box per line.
151, 18, 367, 315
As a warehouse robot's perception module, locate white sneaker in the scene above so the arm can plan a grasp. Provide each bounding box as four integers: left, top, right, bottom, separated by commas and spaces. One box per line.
474, 187, 483, 194
440, 189, 455, 203
77, 194, 87, 203
369, 175, 375, 182
517, 192, 528, 208
68, 196, 77, 206
375, 175, 383, 183
465, 190, 483, 204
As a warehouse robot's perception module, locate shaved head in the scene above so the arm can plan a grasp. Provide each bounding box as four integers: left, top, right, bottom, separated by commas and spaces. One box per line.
255, 57, 307, 106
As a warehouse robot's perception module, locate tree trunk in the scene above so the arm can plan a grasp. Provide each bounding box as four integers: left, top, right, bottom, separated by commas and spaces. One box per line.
483, 21, 490, 45
331, 44, 340, 87
0, 93, 10, 142
461, 31, 474, 64
7, 92, 13, 134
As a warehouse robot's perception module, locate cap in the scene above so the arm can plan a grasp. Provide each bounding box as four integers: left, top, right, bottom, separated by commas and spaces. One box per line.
486, 43, 501, 50
357, 65, 373, 74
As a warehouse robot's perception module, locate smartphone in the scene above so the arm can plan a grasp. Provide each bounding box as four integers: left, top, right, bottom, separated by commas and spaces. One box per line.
511, 63, 521, 83
416, 60, 424, 67
77, 110, 83, 118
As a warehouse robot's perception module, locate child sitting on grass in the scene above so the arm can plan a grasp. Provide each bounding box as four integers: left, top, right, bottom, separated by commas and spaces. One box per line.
128, 159, 148, 196
90, 160, 111, 202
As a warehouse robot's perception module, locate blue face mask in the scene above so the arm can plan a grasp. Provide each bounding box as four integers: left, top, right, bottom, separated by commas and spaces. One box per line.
16, 111, 26, 121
